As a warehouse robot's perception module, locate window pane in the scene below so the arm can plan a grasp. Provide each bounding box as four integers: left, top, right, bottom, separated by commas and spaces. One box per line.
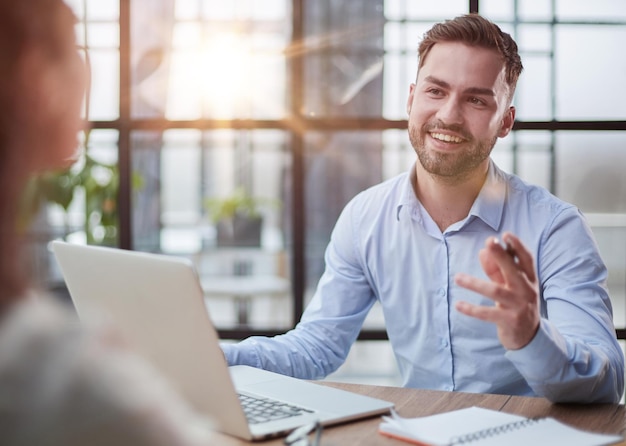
201, 130, 291, 329
517, 24, 552, 53
248, 53, 287, 119
405, 0, 468, 19
67, 2, 120, 121
515, 55, 552, 120
200, 0, 289, 20
304, 131, 382, 301
201, 0, 238, 19
303, 52, 384, 118
480, 0, 515, 21
555, 25, 626, 120
382, 53, 414, 120
86, 23, 119, 48
385, 22, 436, 56
85, 0, 119, 21
555, 131, 626, 213
382, 20, 436, 120
486, 132, 554, 191
518, 0, 554, 21
514, 131, 553, 191
491, 137, 514, 174
89, 50, 120, 120
164, 32, 285, 119
556, 0, 626, 21
172, 22, 201, 48
382, 129, 413, 180
592, 222, 626, 328
250, 0, 290, 20
555, 129, 626, 331
165, 50, 202, 119
129, 1, 174, 119
131, 129, 291, 329
383, 22, 404, 52
175, 0, 200, 20
161, 132, 202, 229
133, 0, 289, 120
132, 129, 289, 249
384, 0, 407, 22
302, 1, 384, 118
482, 9, 626, 122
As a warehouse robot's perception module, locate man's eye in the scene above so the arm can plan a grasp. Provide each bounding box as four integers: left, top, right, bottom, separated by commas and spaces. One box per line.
427, 88, 443, 96
469, 97, 485, 105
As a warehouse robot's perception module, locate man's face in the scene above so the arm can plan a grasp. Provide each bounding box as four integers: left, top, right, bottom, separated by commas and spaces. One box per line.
406, 42, 515, 181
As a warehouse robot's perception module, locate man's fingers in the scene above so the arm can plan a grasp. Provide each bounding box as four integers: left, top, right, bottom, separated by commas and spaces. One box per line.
455, 300, 501, 324
502, 232, 536, 283
478, 247, 504, 283
454, 273, 516, 307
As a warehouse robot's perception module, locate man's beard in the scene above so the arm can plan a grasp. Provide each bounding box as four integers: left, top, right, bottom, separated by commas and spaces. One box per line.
408, 120, 497, 180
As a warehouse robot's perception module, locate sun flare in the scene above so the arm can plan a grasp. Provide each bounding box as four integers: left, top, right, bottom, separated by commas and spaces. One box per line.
167, 32, 252, 119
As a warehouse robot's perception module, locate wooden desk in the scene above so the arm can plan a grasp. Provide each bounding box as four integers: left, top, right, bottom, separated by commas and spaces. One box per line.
208, 382, 626, 445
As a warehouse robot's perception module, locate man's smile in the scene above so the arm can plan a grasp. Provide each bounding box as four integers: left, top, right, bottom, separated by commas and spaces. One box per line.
429, 132, 464, 143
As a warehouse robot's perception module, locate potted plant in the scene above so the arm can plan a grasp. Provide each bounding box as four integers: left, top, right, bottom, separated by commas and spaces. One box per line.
19, 151, 120, 247
204, 187, 278, 248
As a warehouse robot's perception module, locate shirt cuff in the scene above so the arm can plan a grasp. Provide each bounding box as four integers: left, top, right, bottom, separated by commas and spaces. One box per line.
504, 318, 568, 382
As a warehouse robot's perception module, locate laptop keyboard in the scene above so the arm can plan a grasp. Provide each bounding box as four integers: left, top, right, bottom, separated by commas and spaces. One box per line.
238, 393, 314, 424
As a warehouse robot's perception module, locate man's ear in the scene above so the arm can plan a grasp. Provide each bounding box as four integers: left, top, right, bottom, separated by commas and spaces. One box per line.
406, 83, 416, 116
498, 106, 516, 138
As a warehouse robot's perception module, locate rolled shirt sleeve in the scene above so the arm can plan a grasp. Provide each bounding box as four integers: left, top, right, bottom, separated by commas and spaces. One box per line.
506, 207, 624, 403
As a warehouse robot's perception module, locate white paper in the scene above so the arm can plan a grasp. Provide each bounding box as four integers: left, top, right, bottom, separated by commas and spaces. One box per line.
379, 406, 622, 446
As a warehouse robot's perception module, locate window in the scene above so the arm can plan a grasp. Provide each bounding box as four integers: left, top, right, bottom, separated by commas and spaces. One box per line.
32, 0, 626, 341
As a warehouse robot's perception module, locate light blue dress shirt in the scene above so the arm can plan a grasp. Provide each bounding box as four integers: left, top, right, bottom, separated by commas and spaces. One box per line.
223, 160, 625, 403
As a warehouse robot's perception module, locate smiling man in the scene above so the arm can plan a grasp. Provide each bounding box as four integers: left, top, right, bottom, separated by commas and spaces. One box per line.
222, 14, 624, 403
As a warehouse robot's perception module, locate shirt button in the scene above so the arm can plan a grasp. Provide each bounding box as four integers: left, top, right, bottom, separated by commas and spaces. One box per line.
441, 338, 449, 348
438, 288, 446, 297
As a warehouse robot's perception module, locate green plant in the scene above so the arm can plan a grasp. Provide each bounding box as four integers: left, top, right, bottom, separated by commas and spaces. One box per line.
80, 154, 120, 246
204, 187, 280, 248
204, 187, 278, 223
20, 151, 120, 246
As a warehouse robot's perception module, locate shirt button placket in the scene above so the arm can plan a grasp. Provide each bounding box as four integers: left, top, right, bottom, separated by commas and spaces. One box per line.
440, 237, 453, 391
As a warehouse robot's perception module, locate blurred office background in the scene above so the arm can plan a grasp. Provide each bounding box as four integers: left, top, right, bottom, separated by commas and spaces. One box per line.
24, 0, 626, 386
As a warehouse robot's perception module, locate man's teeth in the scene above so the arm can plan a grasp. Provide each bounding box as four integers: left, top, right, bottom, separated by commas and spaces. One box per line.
431, 132, 463, 143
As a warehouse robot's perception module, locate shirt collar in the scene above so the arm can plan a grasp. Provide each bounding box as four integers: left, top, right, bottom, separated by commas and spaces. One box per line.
467, 159, 507, 231
396, 164, 420, 221
395, 160, 507, 229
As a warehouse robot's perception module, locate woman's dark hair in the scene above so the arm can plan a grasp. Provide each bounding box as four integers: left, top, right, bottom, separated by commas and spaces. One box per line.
0, 0, 76, 314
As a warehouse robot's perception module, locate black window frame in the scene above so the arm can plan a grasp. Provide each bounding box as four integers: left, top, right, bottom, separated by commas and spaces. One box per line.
95, 0, 626, 340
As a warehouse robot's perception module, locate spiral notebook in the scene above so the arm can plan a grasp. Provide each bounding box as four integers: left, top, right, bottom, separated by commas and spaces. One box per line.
379, 406, 622, 446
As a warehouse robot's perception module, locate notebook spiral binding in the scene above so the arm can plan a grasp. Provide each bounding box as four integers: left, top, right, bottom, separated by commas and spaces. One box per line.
449, 417, 544, 444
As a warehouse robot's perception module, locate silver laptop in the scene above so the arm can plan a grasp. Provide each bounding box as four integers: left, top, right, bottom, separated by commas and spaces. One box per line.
50, 241, 393, 441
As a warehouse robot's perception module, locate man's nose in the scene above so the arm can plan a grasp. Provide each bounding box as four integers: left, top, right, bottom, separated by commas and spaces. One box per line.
435, 96, 464, 126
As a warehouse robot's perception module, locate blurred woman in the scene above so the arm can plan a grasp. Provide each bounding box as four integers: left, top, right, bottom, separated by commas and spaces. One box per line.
0, 1, 214, 444
0, 0, 86, 313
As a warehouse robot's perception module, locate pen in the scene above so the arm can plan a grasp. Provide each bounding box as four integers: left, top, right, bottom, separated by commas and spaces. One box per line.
494, 237, 518, 263
501, 239, 519, 264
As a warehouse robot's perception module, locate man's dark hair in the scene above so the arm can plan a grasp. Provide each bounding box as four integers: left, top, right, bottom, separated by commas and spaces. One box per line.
418, 14, 523, 96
